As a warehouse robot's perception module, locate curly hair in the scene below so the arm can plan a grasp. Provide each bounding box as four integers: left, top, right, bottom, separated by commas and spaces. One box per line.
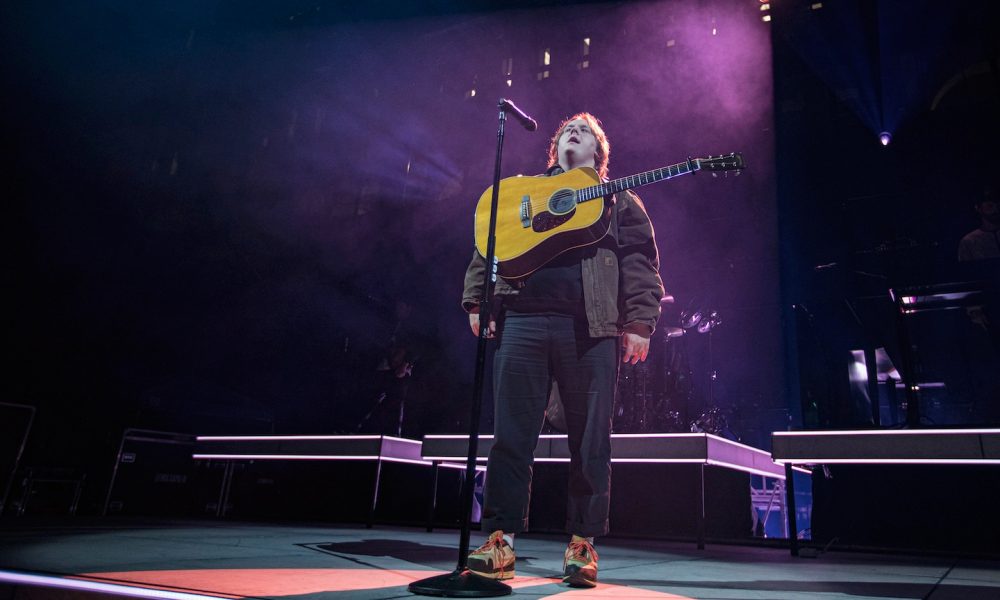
546, 112, 610, 179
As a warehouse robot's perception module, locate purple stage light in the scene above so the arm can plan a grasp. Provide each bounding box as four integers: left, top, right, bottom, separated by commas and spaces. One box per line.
879, 131, 892, 146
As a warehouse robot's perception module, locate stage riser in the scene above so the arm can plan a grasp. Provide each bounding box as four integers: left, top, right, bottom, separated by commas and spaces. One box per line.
107, 455, 756, 540
222, 461, 432, 524
812, 465, 1000, 555
528, 464, 752, 539
773, 432, 1000, 461
106, 436, 222, 517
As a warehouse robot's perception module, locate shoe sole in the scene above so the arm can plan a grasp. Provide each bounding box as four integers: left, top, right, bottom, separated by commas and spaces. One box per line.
468, 568, 515, 581
563, 565, 597, 588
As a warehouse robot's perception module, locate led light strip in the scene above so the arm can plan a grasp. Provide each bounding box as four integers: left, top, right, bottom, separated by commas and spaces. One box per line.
704, 459, 790, 479
610, 432, 709, 438
422, 455, 792, 477
0, 570, 231, 600
773, 458, 1000, 465
438, 462, 487, 472
773, 428, 1000, 436
191, 454, 431, 466
423, 433, 782, 474
196, 435, 421, 444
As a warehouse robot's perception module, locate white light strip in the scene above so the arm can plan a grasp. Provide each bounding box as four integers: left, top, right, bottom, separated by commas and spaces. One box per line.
773, 458, 1000, 465
438, 462, 487, 472
610, 433, 703, 438
773, 428, 1000, 436
704, 459, 785, 479
196, 435, 384, 441
191, 454, 431, 466
705, 435, 774, 458
380, 456, 432, 466
194, 435, 420, 445
425, 432, 773, 457
0, 570, 228, 599
423, 454, 786, 477
426, 455, 577, 463
383, 436, 423, 445
425, 456, 714, 464
427, 433, 716, 440
611, 458, 708, 464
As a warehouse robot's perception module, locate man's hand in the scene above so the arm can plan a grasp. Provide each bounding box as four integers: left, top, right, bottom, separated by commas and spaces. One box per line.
468, 307, 496, 338
621, 332, 650, 364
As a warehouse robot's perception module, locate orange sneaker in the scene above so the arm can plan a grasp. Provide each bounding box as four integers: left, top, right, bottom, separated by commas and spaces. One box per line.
467, 530, 515, 580
563, 535, 598, 587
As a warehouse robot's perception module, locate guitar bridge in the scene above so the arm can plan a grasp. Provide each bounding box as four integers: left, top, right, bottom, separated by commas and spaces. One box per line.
520, 195, 532, 228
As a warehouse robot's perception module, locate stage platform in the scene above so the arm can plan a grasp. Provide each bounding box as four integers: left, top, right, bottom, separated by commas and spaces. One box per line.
190, 433, 792, 547
771, 428, 1000, 556
422, 433, 786, 478
1, 518, 998, 599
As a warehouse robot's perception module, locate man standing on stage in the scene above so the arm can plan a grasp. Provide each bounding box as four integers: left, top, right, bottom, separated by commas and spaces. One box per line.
461, 113, 664, 587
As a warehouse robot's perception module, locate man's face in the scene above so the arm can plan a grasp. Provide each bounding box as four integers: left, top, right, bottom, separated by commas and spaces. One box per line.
557, 118, 598, 168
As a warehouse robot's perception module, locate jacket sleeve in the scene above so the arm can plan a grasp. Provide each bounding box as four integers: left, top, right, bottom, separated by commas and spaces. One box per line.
616, 190, 664, 336
462, 249, 487, 312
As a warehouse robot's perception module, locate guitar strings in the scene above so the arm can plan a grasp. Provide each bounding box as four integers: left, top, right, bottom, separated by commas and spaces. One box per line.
520, 156, 740, 214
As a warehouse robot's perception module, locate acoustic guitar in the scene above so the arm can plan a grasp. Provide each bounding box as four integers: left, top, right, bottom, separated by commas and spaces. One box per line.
474, 152, 745, 279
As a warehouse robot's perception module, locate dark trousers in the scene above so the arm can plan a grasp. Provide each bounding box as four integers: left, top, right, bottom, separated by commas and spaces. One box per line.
482, 313, 618, 537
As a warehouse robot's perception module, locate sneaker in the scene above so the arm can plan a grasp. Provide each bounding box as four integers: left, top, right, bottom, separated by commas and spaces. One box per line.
563, 535, 598, 588
467, 530, 515, 580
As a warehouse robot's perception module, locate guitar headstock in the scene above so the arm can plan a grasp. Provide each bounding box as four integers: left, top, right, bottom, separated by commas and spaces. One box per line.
698, 152, 745, 174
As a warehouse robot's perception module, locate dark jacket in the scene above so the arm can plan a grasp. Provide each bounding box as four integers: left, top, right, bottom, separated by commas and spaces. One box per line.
462, 172, 664, 338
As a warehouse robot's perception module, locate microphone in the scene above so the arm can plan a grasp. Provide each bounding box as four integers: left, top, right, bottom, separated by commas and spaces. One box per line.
498, 98, 537, 132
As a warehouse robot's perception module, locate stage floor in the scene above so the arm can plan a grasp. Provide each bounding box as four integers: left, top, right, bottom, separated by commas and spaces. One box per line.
1, 518, 997, 599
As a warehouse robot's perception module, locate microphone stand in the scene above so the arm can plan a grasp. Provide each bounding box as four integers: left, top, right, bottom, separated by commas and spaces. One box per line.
409, 100, 518, 597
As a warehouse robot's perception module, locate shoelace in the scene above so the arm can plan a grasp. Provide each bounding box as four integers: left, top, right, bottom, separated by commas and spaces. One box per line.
474, 531, 512, 577
567, 539, 598, 564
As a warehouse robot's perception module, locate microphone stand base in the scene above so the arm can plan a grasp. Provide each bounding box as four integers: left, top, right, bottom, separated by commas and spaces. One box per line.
408, 569, 512, 597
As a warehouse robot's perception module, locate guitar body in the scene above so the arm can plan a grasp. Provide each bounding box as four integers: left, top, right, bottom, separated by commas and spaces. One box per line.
475, 167, 611, 279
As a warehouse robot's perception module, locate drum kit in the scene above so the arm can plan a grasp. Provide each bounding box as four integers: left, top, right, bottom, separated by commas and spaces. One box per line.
545, 294, 733, 436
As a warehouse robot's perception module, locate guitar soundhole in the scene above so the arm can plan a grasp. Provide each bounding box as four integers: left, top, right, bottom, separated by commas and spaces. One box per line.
532, 210, 573, 232
548, 188, 577, 215
533, 189, 577, 232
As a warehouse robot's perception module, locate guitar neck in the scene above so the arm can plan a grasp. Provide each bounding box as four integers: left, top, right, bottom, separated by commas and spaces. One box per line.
577, 159, 701, 203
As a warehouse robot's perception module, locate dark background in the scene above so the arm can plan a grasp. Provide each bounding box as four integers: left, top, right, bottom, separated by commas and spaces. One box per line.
4, 0, 999, 516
